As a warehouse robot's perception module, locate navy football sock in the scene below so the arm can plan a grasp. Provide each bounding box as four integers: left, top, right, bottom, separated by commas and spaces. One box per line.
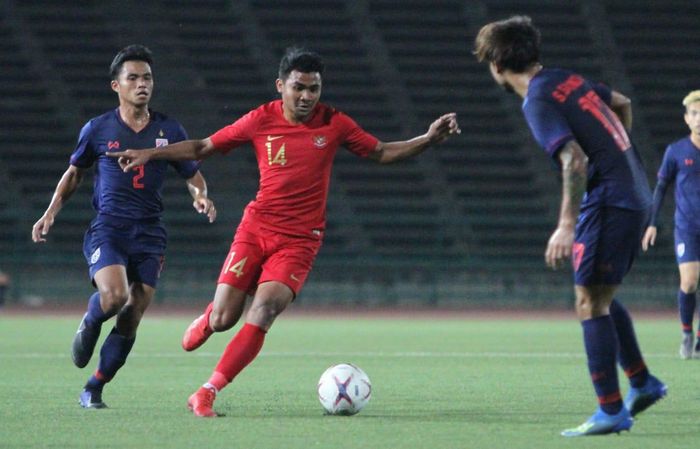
84, 292, 116, 328
582, 315, 622, 415
678, 290, 696, 334
90, 327, 136, 387
609, 299, 649, 388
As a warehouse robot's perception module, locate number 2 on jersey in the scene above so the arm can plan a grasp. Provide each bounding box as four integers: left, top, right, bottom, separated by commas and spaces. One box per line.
132, 164, 145, 189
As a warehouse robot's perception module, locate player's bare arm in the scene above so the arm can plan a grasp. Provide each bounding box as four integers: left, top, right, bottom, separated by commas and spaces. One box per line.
108, 138, 217, 172
369, 113, 460, 164
186, 171, 217, 223
610, 90, 633, 131
546, 140, 588, 269
32, 165, 85, 243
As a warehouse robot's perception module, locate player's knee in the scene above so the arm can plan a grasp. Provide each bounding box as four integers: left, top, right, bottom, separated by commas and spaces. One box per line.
679, 279, 698, 293
248, 300, 287, 328
209, 309, 237, 332
98, 287, 129, 314
575, 297, 611, 320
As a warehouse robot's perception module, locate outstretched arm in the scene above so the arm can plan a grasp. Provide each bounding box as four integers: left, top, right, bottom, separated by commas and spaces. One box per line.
186, 171, 217, 223
32, 165, 85, 242
545, 140, 588, 269
108, 138, 218, 172
368, 113, 460, 164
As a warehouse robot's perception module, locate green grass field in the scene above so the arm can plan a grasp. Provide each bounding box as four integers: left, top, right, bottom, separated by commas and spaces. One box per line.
0, 312, 695, 449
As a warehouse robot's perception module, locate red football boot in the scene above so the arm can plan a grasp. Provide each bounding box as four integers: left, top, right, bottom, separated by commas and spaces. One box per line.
182, 303, 214, 351
187, 386, 218, 417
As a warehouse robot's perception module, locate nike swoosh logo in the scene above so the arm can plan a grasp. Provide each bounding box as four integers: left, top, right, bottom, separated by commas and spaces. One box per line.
267, 135, 283, 141
290, 274, 299, 282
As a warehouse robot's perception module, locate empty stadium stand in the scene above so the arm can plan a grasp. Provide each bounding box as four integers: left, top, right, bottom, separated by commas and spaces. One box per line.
0, 0, 688, 305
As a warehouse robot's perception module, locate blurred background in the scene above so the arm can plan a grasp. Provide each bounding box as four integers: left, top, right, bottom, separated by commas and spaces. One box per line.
0, 0, 694, 309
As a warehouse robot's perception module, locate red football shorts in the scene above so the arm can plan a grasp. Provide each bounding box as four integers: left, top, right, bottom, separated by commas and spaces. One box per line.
217, 224, 321, 297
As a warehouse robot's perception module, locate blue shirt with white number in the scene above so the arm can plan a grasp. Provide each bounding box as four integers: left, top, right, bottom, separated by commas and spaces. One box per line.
70, 108, 200, 220
522, 68, 651, 211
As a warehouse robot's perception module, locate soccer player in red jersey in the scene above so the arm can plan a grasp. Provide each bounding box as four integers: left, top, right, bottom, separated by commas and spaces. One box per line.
110, 47, 460, 417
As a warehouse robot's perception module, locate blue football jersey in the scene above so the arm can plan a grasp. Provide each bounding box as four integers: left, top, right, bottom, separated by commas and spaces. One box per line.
523, 68, 651, 211
657, 137, 700, 231
70, 109, 200, 220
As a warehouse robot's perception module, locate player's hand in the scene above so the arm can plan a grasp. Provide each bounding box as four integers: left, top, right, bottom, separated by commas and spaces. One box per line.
641, 226, 657, 252
107, 149, 153, 172
31, 213, 55, 243
193, 197, 217, 223
427, 113, 461, 144
545, 225, 574, 269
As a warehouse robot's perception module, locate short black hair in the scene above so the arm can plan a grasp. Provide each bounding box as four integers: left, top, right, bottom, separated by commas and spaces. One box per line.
474, 15, 541, 73
110, 44, 153, 80
278, 47, 324, 80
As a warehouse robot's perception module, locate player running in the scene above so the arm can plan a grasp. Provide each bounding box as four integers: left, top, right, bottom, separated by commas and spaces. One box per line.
474, 16, 666, 436
642, 90, 700, 359
32, 45, 216, 409
109, 47, 460, 417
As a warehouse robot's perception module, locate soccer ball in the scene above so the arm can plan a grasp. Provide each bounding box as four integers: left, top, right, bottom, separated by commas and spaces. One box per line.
317, 363, 372, 415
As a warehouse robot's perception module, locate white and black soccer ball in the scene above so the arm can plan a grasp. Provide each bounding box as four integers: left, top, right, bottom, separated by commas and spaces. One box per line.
317, 363, 372, 415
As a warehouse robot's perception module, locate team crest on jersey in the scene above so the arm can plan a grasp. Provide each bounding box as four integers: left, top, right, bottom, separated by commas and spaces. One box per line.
90, 248, 101, 265
155, 138, 169, 147
312, 135, 327, 148
677, 243, 686, 258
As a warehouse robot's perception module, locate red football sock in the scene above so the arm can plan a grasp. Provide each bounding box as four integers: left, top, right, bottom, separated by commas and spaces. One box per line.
209, 323, 267, 391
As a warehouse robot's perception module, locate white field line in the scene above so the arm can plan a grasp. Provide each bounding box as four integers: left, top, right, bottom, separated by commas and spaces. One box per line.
0, 350, 679, 359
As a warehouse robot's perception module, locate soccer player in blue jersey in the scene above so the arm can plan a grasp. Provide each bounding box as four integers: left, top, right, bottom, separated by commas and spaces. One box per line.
31, 45, 217, 409
642, 90, 700, 359
474, 16, 667, 436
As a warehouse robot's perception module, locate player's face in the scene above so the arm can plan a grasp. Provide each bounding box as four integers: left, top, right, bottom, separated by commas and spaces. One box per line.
685, 102, 700, 137
276, 70, 322, 123
111, 60, 153, 107
489, 62, 515, 94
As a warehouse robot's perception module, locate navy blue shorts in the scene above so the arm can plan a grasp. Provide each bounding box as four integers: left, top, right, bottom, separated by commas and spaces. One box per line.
572, 206, 649, 286
82, 215, 167, 287
674, 227, 700, 264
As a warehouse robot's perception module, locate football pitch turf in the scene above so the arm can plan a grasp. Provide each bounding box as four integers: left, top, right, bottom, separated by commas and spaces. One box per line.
1, 312, 696, 449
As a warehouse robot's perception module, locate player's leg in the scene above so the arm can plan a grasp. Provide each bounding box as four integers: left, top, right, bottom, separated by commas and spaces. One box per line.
563, 207, 635, 436
562, 284, 633, 437
81, 282, 155, 408
188, 281, 294, 417
675, 228, 700, 358
188, 235, 319, 417
74, 220, 129, 368
72, 265, 127, 369
677, 262, 700, 358
77, 265, 130, 408
182, 283, 247, 351
182, 231, 263, 352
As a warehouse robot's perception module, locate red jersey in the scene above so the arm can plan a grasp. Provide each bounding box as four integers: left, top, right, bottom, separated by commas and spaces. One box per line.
209, 100, 379, 238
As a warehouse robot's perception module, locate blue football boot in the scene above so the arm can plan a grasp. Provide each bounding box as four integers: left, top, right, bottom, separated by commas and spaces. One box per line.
561, 407, 633, 437
71, 313, 101, 368
624, 375, 667, 417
